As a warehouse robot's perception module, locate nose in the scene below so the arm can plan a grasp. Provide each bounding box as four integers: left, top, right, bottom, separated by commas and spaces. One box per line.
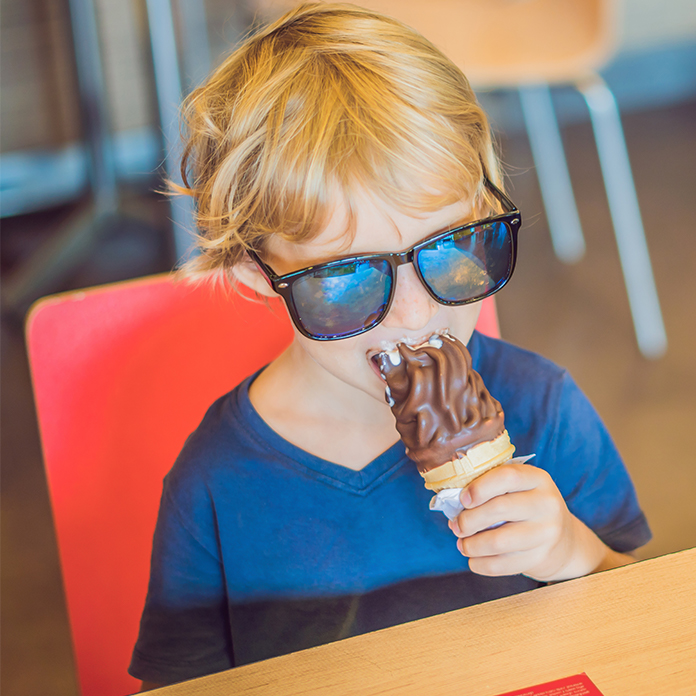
381, 263, 439, 332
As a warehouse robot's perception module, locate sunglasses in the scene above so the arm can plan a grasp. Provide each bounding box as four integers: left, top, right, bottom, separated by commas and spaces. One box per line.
248, 179, 521, 341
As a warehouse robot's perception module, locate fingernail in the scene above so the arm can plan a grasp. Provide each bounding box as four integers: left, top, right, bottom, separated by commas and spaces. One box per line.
449, 518, 460, 535
460, 488, 472, 508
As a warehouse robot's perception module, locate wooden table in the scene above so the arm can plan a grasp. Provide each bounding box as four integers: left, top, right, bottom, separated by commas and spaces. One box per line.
152, 548, 696, 696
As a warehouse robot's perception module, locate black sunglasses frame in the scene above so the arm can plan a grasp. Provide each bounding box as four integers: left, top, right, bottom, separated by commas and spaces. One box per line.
248, 178, 522, 340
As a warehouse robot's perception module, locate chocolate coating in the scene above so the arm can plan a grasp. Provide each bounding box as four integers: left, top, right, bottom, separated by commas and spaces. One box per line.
379, 335, 504, 472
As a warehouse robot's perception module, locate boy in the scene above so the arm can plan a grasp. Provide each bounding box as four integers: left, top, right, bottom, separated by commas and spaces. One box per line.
131, 3, 651, 688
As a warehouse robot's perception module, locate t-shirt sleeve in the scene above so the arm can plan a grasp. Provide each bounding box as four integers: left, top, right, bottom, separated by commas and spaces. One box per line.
129, 480, 234, 684
543, 371, 652, 553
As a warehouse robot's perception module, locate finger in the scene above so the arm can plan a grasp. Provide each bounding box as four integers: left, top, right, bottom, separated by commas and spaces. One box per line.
452, 505, 504, 538
461, 464, 549, 509
453, 489, 552, 538
457, 521, 547, 559
466, 547, 549, 577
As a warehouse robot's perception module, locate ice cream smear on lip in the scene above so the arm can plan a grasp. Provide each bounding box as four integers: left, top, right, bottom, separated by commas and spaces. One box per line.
377, 333, 516, 491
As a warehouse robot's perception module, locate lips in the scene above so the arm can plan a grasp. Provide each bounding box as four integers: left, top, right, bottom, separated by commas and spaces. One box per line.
367, 330, 451, 380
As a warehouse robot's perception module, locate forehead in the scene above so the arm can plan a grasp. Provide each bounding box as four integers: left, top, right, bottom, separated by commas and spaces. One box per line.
265, 187, 476, 273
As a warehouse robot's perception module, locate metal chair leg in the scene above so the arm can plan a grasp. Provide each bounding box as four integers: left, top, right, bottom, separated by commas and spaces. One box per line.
2, 0, 118, 317
577, 74, 667, 359
146, 0, 196, 263
178, 0, 212, 92
519, 84, 586, 263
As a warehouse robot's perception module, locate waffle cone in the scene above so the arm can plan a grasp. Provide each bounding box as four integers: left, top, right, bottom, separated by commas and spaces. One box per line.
420, 431, 515, 492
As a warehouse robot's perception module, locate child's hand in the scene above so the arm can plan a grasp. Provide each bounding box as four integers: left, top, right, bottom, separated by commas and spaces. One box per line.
448, 463, 629, 582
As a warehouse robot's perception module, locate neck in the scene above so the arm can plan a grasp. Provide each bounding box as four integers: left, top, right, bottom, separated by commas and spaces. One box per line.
248, 343, 400, 469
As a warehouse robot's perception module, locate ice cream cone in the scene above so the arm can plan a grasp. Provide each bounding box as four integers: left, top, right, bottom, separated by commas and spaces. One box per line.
377, 333, 517, 494
420, 430, 515, 492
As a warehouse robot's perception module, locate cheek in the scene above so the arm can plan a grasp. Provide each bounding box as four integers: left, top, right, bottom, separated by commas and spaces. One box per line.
299, 334, 385, 392
297, 334, 367, 374
448, 303, 484, 342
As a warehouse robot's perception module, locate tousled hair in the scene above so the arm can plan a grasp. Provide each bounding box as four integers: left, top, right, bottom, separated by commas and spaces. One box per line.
177, 2, 502, 282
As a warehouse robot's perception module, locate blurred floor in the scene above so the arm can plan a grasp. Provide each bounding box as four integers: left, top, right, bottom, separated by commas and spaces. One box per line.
2, 100, 695, 696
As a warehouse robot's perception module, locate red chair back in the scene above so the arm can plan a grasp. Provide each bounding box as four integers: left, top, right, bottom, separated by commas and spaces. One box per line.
26, 274, 498, 696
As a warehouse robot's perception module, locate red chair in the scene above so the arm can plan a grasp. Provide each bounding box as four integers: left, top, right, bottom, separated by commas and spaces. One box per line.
26, 273, 499, 696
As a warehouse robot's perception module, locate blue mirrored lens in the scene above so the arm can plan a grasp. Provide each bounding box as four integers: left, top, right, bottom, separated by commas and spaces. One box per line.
291, 259, 392, 338
417, 221, 511, 302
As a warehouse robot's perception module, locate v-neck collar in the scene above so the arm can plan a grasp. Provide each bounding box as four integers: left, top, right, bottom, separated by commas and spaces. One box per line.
232, 331, 483, 495
232, 372, 407, 494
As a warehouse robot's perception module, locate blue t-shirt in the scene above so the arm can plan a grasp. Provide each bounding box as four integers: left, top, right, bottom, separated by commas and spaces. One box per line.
129, 332, 651, 684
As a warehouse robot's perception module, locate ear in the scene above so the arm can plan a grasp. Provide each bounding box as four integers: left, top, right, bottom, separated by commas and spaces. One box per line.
231, 253, 279, 298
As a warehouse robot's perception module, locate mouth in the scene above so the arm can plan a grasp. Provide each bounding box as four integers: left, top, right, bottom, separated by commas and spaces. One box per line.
366, 329, 451, 379
369, 354, 387, 380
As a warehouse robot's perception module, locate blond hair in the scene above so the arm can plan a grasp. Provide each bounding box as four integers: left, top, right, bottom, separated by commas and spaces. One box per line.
178, 2, 501, 282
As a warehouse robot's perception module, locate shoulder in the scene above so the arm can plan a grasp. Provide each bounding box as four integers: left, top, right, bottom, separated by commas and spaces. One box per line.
150, 372, 280, 555
469, 330, 565, 380
467, 331, 593, 461
163, 374, 267, 504
469, 331, 570, 405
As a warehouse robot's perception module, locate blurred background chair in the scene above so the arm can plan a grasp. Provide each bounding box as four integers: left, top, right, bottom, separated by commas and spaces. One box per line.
261, 0, 667, 358
24, 274, 500, 695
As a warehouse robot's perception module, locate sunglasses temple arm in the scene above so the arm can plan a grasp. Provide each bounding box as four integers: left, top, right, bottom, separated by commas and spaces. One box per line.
482, 174, 517, 214
245, 249, 276, 289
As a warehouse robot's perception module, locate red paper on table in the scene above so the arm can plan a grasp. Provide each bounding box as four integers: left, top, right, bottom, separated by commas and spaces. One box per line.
495, 673, 605, 696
